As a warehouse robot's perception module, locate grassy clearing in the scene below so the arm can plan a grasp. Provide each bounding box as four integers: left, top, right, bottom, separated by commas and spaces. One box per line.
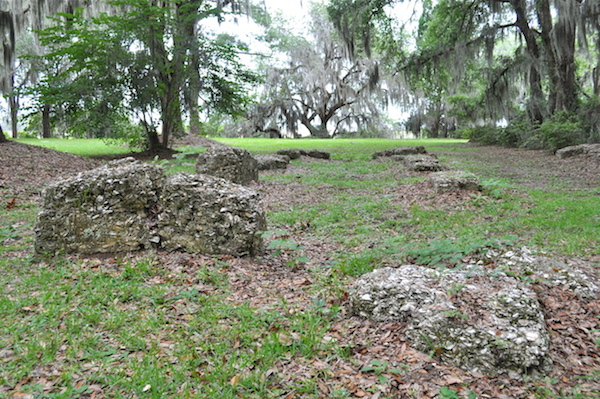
2, 138, 599, 398
0, 254, 339, 398
218, 137, 465, 158
16, 138, 133, 157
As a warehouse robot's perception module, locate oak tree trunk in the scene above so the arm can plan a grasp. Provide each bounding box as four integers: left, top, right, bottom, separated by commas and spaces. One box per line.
42, 104, 52, 138
9, 93, 18, 138
0, 123, 7, 142
512, 0, 546, 123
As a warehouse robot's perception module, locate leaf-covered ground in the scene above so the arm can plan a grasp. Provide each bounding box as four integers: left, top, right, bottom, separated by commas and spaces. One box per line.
0, 140, 599, 398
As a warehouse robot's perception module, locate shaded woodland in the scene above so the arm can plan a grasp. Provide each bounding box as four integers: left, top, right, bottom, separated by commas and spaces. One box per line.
2, 0, 600, 150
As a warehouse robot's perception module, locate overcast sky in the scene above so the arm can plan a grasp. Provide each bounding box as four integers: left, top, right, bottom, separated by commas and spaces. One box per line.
262, 0, 310, 17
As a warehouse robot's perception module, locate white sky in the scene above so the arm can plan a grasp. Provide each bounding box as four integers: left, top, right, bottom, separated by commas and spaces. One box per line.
262, 0, 310, 17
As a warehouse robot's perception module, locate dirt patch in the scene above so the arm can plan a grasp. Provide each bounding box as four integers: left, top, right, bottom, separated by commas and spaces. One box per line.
437, 143, 600, 190
0, 141, 103, 198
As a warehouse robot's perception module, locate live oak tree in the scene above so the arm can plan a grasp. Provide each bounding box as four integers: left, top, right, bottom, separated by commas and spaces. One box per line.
329, 0, 600, 144
249, 6, 387, 138
0, 122, 6, 143
0, 0, 91, 138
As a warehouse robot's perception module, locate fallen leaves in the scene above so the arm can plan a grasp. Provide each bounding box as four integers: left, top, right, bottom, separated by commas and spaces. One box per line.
6, 197, 17, 209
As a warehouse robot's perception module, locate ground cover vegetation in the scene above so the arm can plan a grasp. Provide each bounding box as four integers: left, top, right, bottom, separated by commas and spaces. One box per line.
0, 138, 599, 398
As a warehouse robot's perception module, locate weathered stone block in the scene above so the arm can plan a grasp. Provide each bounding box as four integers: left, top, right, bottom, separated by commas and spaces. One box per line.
158, 173, 266, 256
429, 170, 481, 193
196, 146, 258, 185
277, 148, 305, 159
306, 150, 331, 159
35, 159, 266, 257
255, 154, 291, 170
556, 143, 600, 159
350, 266, 551, 378
373, 146, 427, 159
34, 158, 165, 254
399, 154, 442, 171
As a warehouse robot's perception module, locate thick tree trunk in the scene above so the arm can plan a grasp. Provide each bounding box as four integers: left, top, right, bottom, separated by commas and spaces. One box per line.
303, 119, 330, 138
511, 0, 546, 123
314, 123, 330, 138
0, 123, 7, 142
42, 104, 52, 138
537, 0, 578, 114
9, 94, 18, 139
536, 0, 559, 112
188, 97, 201, 136
142, 120, 162, 152
178, 4, 202, 137
160, 81, 184, 149
149, 8, 183, 150
553, 0, 578, 113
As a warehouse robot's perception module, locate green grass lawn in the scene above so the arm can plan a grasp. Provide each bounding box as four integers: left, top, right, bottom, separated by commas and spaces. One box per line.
16, 138, 133, 157
2, 137, 598, 398
16, 137, 467, 158
217, 137, 466, 157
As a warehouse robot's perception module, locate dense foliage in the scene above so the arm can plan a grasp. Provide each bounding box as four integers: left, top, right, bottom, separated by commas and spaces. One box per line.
328, 0, 600, 148
3, 0, 600, 147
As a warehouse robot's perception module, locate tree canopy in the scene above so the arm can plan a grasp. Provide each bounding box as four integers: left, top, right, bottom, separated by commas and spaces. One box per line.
2, 0, 600, 148
31, 0, 256, 150
329, 0, 600, 147
246, 6, 387, 138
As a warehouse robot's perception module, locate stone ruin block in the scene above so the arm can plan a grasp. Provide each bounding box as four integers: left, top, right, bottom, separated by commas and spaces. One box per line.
34, 159, 266, 256
397, 154, 442, 171
350, 266, 551, 379
35, 158, 165, 254
277, 148, 304, 159
196, 146, 258, 185
428, 170, 481, 193
255, 154, 291, 170
306, 150, 331, 159
372, 146, 427, 159
556, 143, 600, 159
159, 173, 266, 256
276, 148, 331, 160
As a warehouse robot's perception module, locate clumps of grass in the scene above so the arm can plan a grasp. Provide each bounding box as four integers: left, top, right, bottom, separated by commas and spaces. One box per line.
399, 236, 518, 269
0, 253, 341, 398
152, 146, 203, 175
334, 251, 383, 276
262, 230, 310, 267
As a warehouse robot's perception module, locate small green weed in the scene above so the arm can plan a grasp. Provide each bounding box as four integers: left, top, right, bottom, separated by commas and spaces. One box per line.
441, 310, 469, 320
361, 359, 409, 385
447, 283, 466, 295
0, 225, 20, 243
263, 230, 309, 267
402, 237, 517, 269
152, 146, 201, 175
335, 251, 383, 276
438, 386, 477, 399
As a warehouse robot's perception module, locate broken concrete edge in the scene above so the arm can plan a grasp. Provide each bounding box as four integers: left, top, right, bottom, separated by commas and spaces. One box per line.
555, 143, 600, 159
428, 170, 482, 193
372, 146, 427, 159
255, 154, 291, 170
275, 148, 331, 160
196, 146, 259, 185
